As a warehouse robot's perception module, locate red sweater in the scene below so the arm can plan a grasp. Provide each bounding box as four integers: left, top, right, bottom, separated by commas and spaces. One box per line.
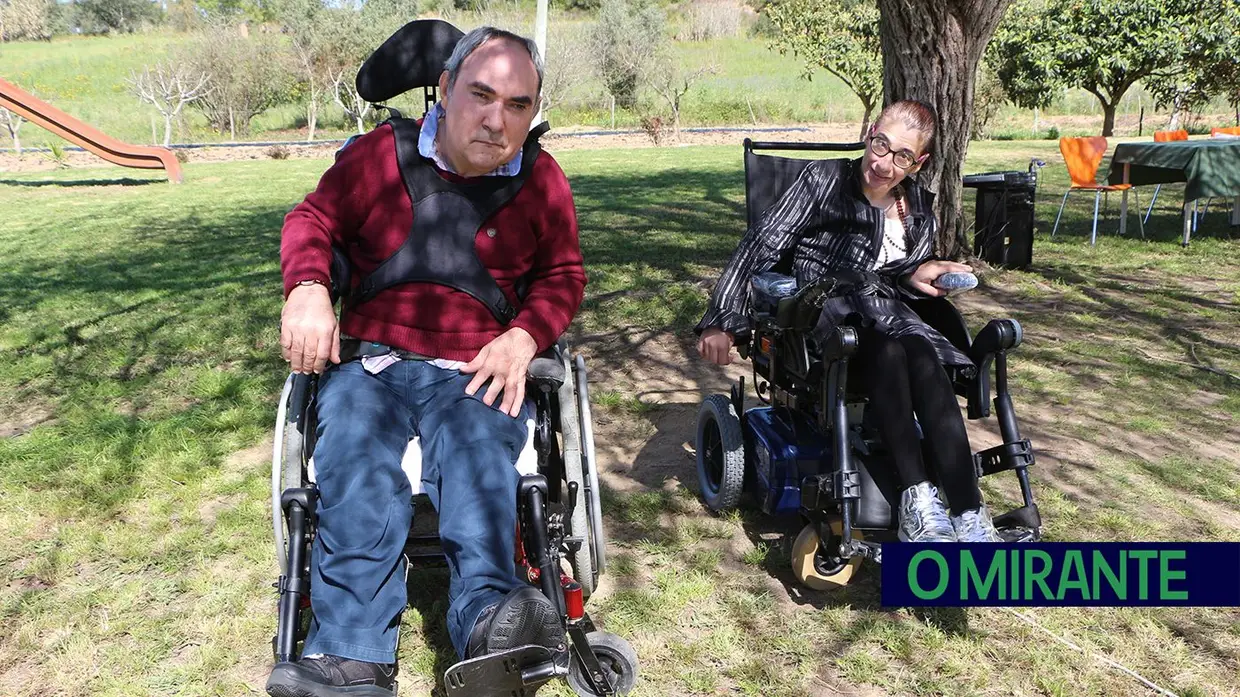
281, 123, 586, 361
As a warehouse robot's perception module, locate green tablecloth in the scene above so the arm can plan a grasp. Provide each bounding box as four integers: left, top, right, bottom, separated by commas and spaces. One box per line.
1106, 139, 1240, 201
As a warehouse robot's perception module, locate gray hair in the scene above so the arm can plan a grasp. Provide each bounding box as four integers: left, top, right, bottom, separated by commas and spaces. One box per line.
444, 26, 544, 96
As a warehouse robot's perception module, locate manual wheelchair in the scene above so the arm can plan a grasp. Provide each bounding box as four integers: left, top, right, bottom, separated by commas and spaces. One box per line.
695, 140, 1043, 591
268, 19, 634, 697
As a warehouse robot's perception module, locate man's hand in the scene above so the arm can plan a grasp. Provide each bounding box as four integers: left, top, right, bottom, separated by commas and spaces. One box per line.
461, 327, 538, 418
697, 327, 736, 366
280, 283, 340, 374
903, 260, 973, 298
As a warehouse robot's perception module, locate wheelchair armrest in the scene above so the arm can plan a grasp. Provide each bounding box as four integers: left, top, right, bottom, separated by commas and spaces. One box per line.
966, 319, 1022, 419
527, 340, 567, 392
286, 372, 318, 427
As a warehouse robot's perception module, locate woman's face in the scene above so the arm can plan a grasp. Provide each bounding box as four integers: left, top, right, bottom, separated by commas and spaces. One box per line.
860, 118, 930, 195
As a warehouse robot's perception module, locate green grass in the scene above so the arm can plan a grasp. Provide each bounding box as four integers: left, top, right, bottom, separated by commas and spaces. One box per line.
3, 140, 1240, 695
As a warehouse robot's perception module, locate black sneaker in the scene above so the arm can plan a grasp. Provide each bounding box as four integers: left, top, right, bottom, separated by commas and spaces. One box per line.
265, 654, 396, 697
465, 587, 565, 659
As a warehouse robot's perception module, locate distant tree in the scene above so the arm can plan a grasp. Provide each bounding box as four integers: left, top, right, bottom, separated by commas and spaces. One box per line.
647, 57, 717, 139
165, 0, 205, 32
128, 61, 213, 145
183, 26, 296, 137
1145, 0, 1240, 128
1, 105, 25, 153
540, 22, 592, 115
1, 0, 52, 40
764, 0, 882, 140
45, 0, 76, 35
590, 0, 664, 110
77, 0, 159, 34
990, 0, 1226, 137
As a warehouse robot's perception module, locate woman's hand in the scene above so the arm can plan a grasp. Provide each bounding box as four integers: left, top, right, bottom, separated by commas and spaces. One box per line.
697, 327, 736, 366
903, 260, 972, 297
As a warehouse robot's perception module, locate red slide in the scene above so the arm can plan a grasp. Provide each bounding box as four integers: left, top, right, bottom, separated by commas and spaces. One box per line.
0, 77, 182, 183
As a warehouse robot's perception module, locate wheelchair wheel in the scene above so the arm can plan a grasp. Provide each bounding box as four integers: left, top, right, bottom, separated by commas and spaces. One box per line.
559, 355, 596, 598
272, 374, 300, 575
568, 631, 638, 696
791, 521, 863, 591
696, 395, 745, 512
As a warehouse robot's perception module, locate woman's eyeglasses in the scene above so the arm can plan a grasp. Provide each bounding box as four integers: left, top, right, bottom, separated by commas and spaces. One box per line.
868, 135, 921, 170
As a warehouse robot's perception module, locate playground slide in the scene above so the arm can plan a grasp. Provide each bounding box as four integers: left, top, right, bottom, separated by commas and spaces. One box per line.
0, 77, 182, 183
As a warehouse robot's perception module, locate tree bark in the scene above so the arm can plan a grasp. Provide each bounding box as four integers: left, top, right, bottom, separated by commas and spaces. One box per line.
876, 0, 1012, 257
1101, 101, 1117, 137
859, 98, 875, 141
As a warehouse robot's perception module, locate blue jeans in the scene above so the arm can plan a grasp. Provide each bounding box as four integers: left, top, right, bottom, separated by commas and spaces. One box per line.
302, 359, 529, 663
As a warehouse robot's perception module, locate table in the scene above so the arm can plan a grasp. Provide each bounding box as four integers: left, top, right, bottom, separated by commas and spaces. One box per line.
1106, 139, 1240, 245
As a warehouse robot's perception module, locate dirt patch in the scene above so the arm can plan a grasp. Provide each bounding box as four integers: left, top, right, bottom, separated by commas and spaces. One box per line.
0, 405, 55, 438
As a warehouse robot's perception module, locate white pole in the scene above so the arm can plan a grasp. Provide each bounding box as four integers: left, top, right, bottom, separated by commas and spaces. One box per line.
532, 0, 549, 128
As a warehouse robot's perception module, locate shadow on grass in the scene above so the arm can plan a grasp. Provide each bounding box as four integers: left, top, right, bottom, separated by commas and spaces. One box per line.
0, 177, 165, 187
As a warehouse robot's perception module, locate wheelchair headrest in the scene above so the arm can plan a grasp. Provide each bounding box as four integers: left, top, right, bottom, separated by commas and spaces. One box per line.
356, 19, 464, 104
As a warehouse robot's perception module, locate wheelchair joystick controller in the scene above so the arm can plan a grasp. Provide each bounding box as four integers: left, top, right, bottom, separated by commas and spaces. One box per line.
932, 271, 978, 293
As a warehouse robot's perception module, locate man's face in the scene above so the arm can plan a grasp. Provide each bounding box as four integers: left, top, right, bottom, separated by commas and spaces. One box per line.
437, 38, 540, 177
860, 116, 929, 193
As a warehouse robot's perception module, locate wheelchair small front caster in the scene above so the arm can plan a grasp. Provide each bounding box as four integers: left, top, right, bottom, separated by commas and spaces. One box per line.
568, 631, 639, 696
791, 521, 863, 591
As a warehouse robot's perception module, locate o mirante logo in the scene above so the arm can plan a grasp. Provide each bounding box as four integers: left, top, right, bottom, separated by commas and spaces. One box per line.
881, 543, 1240, 607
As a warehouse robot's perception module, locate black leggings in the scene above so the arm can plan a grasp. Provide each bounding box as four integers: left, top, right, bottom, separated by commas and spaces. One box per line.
853, 327, 982, 512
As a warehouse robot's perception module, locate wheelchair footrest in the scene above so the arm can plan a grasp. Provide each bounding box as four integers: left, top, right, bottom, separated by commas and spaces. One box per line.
973, 439, 1034, 478
993, 503, 1041, 533
443, 645, 562, 697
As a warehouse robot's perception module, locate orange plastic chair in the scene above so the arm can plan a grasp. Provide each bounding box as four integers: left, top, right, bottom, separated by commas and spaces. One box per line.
1211, 126, 1240, 137
1154, 129, 1189, 142
1144, 130, 1189, 223
1051, 136, 1144, 244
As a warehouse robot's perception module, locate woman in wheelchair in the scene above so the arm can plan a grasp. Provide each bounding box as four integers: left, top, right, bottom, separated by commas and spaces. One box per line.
697, 100, 1001, 543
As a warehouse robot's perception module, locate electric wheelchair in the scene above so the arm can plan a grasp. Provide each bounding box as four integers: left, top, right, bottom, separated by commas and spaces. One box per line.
269, 19, 634, 697
695, 140, 1043, 591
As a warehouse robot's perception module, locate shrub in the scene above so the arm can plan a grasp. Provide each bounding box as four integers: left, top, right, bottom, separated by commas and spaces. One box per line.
181, 25, 297, 138
590, 0, 665, 110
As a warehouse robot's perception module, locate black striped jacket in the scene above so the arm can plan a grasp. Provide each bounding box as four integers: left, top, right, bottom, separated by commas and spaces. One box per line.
697, 157, 939, 337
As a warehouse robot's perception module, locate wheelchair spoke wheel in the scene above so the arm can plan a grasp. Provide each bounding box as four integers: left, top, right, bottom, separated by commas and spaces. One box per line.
695, 395, 745, 512
559, 355, 595, 598
568, 631, 638, 696
791, 521, 863, 591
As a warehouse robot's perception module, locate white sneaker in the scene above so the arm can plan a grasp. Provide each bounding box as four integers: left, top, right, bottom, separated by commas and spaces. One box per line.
952, 505, 1003, 542
897, 482, 957, 542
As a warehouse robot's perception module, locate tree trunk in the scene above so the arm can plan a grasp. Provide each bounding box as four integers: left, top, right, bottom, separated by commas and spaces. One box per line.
307, 83, 318, 143
1101, 101, 1117, 137
876, 0, 1012, 257
164, 114, 174, 146
858, 99, 875, 141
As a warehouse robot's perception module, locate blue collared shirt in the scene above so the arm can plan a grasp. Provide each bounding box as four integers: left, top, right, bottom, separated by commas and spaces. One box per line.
417, 102, 522, 177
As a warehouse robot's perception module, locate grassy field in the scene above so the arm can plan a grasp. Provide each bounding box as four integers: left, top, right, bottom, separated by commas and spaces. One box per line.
5, 19, 1233, 151
1, 140, 1239, 696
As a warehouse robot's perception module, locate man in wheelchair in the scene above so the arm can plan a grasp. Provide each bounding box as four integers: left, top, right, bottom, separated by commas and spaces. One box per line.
271, 27, 585, 697
697, 100, 1014, 545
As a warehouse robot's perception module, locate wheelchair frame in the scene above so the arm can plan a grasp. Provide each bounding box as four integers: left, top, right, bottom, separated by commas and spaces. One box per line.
269, 342, 622, 694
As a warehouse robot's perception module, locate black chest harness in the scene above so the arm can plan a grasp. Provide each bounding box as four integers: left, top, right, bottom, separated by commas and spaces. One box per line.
337, 118, 548, 325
